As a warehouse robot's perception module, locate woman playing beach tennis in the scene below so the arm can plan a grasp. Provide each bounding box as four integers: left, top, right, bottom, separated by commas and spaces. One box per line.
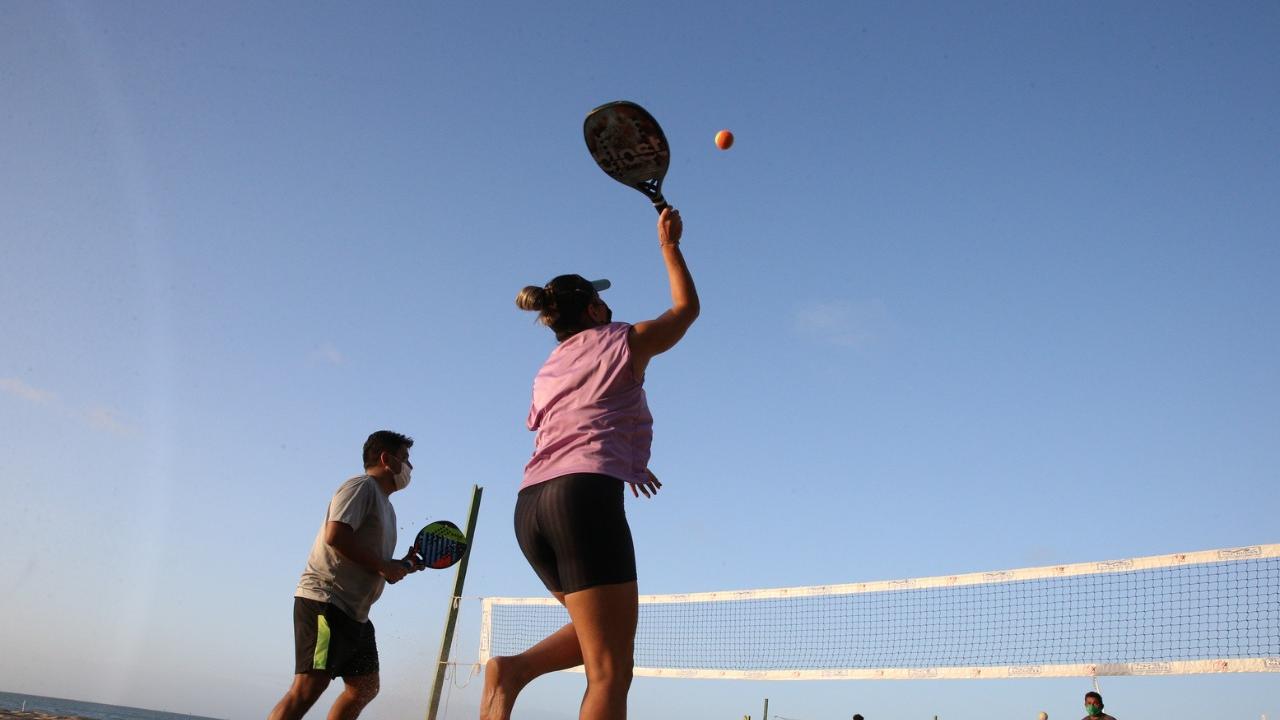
480, 207, 698, 720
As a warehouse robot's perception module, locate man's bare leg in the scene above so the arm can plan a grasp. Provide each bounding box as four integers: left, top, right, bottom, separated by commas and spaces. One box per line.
268, 671, 330, 720
328, 672, 379, 720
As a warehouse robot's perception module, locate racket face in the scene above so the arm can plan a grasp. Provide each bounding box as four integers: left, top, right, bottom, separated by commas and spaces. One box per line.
413, 520, 468, 570
583, 101, 670, 206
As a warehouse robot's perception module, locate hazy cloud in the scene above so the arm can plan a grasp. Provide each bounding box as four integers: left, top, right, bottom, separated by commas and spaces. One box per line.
83, 406, 141, 437
0, 377, 56, 404
1, 377, 140, 436
794, 299, 892, 349
311, 342, 346, 366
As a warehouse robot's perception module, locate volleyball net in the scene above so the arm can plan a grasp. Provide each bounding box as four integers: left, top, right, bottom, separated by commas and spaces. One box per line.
478, 543, 1280, 680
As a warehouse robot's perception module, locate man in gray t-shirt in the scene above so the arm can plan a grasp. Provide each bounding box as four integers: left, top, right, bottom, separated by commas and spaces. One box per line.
268, 430, 423, 720
295, 472, 398, 623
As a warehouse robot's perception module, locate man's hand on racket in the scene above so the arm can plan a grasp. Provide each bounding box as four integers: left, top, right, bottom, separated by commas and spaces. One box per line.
400, 546, 425, 572
378, 559, 410, 584
631, 468, 663, 499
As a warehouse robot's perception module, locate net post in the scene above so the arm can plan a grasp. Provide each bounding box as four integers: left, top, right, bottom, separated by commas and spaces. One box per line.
762, 697, 768, 720
426, 484, 484, 720
477, 597, 494, 664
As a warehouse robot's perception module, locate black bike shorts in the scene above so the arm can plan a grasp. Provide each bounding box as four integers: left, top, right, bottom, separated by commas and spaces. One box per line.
514, 473, 637, 594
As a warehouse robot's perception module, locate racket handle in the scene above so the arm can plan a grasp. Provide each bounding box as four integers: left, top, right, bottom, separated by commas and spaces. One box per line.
652, 195, 669, 213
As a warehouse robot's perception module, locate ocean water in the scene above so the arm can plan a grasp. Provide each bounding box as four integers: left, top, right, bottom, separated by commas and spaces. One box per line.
0, 692, 223, 720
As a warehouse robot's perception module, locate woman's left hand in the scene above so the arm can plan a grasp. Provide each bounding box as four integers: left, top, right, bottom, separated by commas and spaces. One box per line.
631, 468, 663, 498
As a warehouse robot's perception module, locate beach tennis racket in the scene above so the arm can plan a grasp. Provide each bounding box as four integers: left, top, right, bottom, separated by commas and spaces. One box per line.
584, 100, 671, 213
401, 520, 468, 570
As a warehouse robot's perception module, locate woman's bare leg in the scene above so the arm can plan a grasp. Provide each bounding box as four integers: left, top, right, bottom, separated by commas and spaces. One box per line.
565, 581, 637, 720
480, 593, 580, 720
479, 582, 637, 720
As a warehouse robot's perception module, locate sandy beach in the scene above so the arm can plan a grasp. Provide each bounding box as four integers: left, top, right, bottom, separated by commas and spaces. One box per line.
0, 712, 90, 720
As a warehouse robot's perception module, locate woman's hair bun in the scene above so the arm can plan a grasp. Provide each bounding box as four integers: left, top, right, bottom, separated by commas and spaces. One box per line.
516, 285, 548, 312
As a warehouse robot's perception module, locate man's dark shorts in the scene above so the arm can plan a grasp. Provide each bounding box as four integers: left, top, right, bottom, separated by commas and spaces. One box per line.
293, 597, 379, 677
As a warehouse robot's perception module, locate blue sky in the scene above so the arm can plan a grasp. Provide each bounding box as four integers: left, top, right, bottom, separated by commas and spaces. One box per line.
2, 1, 1278, 718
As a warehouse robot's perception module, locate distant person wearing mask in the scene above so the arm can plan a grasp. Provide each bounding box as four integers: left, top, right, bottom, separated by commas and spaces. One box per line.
268, 430, 424, 720
1082, 691, 1116, 720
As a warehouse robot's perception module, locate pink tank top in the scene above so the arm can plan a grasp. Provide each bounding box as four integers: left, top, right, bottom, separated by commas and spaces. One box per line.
522, 322, 653, 489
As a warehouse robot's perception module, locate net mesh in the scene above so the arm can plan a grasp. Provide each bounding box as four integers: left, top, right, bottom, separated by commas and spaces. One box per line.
480, 545, 1280, 679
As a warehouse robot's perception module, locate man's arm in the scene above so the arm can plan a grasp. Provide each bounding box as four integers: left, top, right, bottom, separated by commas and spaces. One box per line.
324, 521, 407, 583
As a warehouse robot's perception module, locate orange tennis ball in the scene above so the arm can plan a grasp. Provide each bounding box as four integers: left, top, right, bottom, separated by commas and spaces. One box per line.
715, 129, 734, 150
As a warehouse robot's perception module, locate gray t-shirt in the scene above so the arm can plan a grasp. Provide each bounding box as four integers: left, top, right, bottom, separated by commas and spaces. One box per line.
295, 475, 397, 622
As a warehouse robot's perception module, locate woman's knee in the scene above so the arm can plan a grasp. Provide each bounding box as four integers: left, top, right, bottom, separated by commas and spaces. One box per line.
583, 657, 633, 689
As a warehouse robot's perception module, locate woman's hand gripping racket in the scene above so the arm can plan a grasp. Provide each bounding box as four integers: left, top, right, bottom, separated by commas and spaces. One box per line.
584, 100, 672, 213
399, 520, 469, 573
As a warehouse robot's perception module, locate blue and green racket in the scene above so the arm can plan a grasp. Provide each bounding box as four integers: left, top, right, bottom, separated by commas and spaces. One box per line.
402, 520, 468, 570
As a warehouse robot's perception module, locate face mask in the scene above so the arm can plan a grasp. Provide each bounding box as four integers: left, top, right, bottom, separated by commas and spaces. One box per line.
1085, 704, 1102, 717
393, 462, 412, 491
589, 296, 612, 325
